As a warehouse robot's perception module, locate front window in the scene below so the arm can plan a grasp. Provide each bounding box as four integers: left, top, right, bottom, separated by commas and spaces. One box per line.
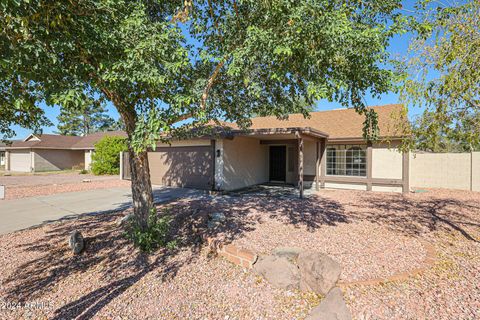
326, 145, 366, 177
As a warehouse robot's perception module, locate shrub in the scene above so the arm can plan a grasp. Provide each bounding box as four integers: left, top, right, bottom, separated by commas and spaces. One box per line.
79, 169, 88, 174
91, 136, 127, 175
125, 208, 177, 253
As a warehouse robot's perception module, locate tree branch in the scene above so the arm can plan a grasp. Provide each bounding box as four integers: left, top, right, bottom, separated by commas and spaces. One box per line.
169, 59, 225, 125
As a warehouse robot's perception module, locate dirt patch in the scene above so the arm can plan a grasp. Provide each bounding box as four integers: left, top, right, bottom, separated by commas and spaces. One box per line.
4, 179, 130, 200
0, 172, 117, 187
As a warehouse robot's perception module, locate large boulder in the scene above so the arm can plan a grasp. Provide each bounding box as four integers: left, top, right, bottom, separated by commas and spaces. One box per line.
68, 230, 85, 255
253, 255, 300, 290
306, 287, 352, 320
297, 251, 341, 295
272, 247, 303, 261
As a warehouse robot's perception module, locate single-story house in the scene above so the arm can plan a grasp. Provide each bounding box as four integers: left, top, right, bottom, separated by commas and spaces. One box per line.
4, 131, 126, 172
121, 104, 409, 194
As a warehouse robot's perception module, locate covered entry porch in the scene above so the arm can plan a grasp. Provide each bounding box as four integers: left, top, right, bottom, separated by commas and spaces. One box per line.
221, 127, 329, 198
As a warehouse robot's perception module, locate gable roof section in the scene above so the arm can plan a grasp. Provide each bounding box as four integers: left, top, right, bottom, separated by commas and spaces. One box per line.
6, 131, 127, 150
245, 104, 406, 140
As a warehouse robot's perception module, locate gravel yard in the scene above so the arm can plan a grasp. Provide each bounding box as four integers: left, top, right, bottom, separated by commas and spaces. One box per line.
0, 173, 129, 200
0, 172, 115, 186
0, 188, 478, 319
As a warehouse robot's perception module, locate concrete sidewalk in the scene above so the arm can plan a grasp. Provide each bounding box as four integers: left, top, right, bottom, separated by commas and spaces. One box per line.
0, 186, 203, 235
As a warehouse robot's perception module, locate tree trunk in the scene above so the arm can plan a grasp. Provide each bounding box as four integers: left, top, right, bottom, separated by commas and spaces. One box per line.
118, 107, 155, 231
128, 146, 154, 230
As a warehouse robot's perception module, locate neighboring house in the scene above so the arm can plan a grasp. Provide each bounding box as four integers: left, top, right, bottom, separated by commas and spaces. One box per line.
4, 131, 126, 172
121, 104, 409, 194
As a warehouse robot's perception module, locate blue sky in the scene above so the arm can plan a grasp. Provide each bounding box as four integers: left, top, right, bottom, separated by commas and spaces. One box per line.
11, 0, 423, 139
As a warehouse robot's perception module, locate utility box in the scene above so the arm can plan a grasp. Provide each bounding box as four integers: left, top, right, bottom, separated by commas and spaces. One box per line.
0, 185, 4, 200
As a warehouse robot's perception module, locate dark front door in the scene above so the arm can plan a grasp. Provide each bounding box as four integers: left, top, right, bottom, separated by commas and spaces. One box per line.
269, 146, 287, 182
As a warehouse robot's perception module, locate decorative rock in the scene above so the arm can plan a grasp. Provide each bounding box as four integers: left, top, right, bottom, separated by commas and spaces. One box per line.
253, 255, 300, 290
207, 212, 226, 229
306, 287, 352, 320
68, 230, 85, 255
297, 251, 341, 295
82, 179, 92, 183
210, 212, 226, 221
273, 247, 303, 261
117, 213, 134, 227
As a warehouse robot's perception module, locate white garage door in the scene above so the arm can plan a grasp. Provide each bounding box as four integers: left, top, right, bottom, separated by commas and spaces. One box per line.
10, 150, 31, 172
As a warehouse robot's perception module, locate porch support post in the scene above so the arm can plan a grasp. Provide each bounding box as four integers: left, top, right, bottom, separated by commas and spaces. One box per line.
119, 151, 124, 180
211, 139, 216, 191
366, 142, 373, 191
315, 140, 320, 191
320, 139, 326, 188
402, 150, 410, 194
297, 133, 304, 199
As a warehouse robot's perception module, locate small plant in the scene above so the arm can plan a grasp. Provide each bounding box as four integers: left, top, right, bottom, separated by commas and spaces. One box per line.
125, 208, 176, 252
79, 169, 89, 174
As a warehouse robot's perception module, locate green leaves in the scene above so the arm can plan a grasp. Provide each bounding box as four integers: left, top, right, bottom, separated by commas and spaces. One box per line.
125, 208, 176, 252
399, 1, 480, 152
1, 0, 405, 146
91, 136, 128, 175
273, 46, 293, 57
187, 0, 402, 136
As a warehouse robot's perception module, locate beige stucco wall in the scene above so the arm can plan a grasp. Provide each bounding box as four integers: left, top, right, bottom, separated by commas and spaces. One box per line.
410, 152, 472, 190
324, 182, 367, 191
156, 139, 211, 147
473, 152, 480, 192
222, 137, 268, 191
84, 150, 93, 170
372, 185, 403, 193
372, 147, 403, 179
34, 149, 85, 172
286, 145, 297, 184
303, 141, 317, 176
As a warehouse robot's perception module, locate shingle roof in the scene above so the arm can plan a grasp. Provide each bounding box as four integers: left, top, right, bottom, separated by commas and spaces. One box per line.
71, 131, 127, 149
7, 134, 83, 149
244, 104, 406, 139
6, 131, 127, 150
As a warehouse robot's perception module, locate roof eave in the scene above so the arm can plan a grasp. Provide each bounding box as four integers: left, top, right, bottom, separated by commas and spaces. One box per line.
327, 135, 406, 142
229, 127, 329, 139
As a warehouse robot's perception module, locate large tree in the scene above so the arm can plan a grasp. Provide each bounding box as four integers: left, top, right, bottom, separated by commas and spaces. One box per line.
56, 95, 115, 136
1, 0, 404, 230
399, 0, 480, 152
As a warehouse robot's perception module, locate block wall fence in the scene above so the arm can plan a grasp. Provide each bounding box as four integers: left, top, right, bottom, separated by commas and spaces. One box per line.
410, 151, 480, 192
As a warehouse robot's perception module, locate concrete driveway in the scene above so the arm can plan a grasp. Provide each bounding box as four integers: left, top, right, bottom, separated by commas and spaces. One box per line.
0, 186, 203, 235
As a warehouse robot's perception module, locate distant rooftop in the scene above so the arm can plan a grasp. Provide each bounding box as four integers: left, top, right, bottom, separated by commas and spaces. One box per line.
5, 131, 127, 150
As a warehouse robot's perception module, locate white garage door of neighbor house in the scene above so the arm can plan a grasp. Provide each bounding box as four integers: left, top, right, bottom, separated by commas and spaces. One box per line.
10, 150, 31, 172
